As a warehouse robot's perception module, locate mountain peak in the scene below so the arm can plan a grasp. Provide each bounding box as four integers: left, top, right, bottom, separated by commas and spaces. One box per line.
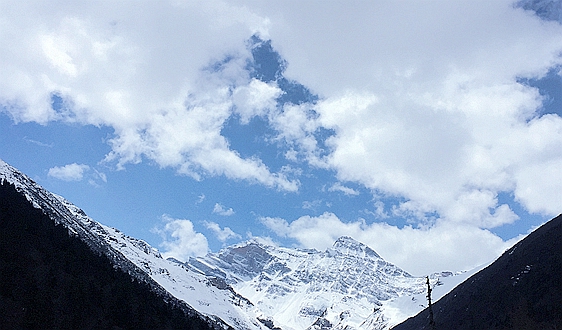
0, 159, 16, 180
333, 235, 360, 247
332, 235, 381, 259
0, 159, 34, 192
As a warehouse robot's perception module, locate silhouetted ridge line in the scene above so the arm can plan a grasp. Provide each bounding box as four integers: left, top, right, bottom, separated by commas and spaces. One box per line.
0, 178, 229, 329
393, 214, 562, 330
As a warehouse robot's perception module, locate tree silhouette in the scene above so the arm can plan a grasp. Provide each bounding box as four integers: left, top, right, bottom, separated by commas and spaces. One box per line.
426, 276, 436, 330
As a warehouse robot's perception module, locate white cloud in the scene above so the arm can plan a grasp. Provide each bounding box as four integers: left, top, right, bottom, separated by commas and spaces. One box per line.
213, 203, 235, 216
0, 0, 297, 191
514, 157, 562, 215
87, 169, 108, 187
196, 194, 206, 204
204, 221, 241, 242
312, 82, 556, 228
245, 233, 279, 248
3, 0, 562, 272
328, 182, 359, 196
233, 79, 282, 124
302, 200, 322, 211
261, 212, 518, 276
258, 1, 562, 95
6, 1, 562, 209
269, 103, 323, 165
24, 137, 53, 148
253, 0, 562, 226
48, 163, 90, 181
93, 169, 107, 183
364, 200, 389, 220
156, 215, 209, 261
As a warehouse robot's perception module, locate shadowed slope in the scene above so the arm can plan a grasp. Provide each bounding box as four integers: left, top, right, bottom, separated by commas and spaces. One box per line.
393, 214, 562, 330
0, 179, 225, 329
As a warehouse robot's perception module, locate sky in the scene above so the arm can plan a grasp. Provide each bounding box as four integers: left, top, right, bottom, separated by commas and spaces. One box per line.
1, 0, 562, 276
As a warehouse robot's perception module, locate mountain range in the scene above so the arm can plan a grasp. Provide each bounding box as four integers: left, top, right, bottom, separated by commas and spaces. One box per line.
184, 236, 445, 329
1, 158, 561, 329
0, 159, 461, 329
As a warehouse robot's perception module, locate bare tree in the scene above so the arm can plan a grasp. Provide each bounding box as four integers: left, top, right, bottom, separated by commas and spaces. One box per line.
426, 276, 436, 330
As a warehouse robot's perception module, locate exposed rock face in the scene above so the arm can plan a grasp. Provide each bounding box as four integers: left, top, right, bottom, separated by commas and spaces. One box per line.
187, 235, 430, 329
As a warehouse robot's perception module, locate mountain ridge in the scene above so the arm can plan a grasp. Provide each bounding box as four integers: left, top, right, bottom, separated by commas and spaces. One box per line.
0, 173, 228, 329
0, 158, 464, 330
392, 213, 562, 330
0, 159, 261, 329
184, 231, 437, 329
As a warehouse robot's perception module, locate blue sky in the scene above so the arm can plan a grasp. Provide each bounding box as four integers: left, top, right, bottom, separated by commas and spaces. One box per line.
1, 0, 562, 276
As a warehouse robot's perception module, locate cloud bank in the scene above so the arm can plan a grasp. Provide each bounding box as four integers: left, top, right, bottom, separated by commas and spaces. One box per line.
2, 0, 562, 273
261, 212, 520, 275
1, 0, 295, 191
264, 0, 562, 224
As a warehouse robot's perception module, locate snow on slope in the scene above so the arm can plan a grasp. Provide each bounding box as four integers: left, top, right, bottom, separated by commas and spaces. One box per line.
0, 159, 266, 330
57, 195, 268, 330
380, 265, 490, 328
186, 237, 467, 330
1, 158, 478, 330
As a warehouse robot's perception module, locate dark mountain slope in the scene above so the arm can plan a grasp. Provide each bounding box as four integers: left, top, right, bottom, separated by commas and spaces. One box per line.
393, 214, 562, 330
0, 179, 225, 329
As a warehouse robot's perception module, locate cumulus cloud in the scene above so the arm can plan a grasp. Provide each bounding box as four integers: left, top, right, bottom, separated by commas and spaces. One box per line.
232, 79, 282, 124
255, 0, 562, 226
204, 221, 241, 242
3, 0, 562, 273
261, 212, 519, 276
5, 1, 561, 214
269, 103, 324, 166
156, 214, 209, 261
0, 0, 297, 191
312, 83, 560, 226
212, 203, 235, 216
48, 163, 90, 181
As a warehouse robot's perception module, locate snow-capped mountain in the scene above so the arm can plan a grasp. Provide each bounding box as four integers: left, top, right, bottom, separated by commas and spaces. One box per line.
0, 158, 468, 329
184, 237, 459, 330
